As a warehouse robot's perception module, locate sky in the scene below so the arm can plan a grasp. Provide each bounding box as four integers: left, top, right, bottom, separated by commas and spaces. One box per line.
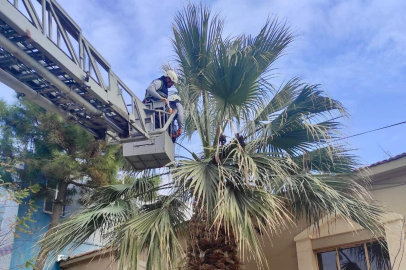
1, 0, 405, 166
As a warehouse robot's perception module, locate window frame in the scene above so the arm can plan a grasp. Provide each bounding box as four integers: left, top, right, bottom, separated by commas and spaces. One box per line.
0, 188, 7, 205
43, 188, 57, 214
0, 205, 5, 229
43, 188, 66, 216
316, 240, 391, 270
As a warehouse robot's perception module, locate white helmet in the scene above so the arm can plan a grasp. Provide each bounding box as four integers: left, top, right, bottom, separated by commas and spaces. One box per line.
168, 94, 181, 102
164, 70, 178, 84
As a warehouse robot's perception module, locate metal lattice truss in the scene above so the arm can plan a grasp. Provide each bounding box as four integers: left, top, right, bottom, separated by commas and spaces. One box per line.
0, 0, 176, 169
0, 0, 151, 139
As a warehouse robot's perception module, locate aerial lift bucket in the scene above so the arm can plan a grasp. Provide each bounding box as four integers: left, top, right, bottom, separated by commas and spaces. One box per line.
123, 132, 174, 170
121, 99, 176, 170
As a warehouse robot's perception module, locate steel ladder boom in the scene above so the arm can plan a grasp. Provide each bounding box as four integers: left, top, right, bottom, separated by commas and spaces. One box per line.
0, 0, 175, 170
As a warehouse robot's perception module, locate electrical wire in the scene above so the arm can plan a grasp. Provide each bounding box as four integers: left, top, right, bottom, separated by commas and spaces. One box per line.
333, 120, 406, 142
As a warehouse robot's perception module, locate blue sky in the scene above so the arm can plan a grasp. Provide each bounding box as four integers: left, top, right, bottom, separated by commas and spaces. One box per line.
1, 0, 405, 166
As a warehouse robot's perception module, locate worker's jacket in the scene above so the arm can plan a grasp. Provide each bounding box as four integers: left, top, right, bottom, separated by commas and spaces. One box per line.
169, 101, 184, 130
145, 76, 168, 100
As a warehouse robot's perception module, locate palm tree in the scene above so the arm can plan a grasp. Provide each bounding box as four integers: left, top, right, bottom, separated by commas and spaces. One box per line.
39, 3, 383, 270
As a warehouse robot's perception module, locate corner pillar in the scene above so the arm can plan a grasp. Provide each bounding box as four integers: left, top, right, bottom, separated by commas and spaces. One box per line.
295, 238, 318, 270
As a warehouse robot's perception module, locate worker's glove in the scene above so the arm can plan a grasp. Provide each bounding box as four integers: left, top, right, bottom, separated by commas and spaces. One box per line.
177, 129, 182, 136
162, 98, 168, 105
168, 108, 173, 114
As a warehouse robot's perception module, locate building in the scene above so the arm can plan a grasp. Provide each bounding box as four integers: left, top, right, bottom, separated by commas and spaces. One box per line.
59, 249, 122, 270
1, 182, 103, 270
0, 188, 19, 270
59, 153, 406, 270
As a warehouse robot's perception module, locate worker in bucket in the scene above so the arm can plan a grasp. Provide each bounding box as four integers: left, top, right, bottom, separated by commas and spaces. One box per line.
143, 70, 178, 128
168, 94, 184, 142
144, 70, 178, 104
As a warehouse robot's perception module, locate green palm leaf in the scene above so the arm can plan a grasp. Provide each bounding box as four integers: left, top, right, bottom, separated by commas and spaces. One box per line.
214, 184, 290, 269
39, 200, 132, 259
115, 196, 187, 270
86, 174, 162, 204
173, 159, 221, 213
250, 84, 346, 155
293, 146, 359, 173
172, 3, 222, 102
279, 173, 382, 233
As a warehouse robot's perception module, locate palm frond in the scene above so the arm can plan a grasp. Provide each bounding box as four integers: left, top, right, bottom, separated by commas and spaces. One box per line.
172, 3, 223, 102
246, 77, 302, 133
115, 196, 188, 270
279, 173, 383, 234
39, 200, 133, 261
85, 175, 162, 205
172, 159, 221, 213
202, 38, 266, 123
253, 84, 347, 155
241, 17, 294, 75
219, 138, 295, 188
293, 146, 359, 173
200, 18, 293, 125
213, 184, 290, 268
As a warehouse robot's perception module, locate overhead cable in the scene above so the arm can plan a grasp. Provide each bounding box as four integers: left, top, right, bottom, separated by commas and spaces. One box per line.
333, 120, 406, 142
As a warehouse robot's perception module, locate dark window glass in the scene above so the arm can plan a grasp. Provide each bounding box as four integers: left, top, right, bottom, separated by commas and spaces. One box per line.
367, 241, 391, 270
338, 244, 368, 270
44, 189, 55, 213
44, 197, 53, 213
317, 250, 338, 270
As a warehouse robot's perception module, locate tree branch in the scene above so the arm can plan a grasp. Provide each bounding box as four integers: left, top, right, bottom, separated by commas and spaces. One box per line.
68, 181, 96, 188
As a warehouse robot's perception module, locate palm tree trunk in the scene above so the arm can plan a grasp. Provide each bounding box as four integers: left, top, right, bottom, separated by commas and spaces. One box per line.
186, 215, 241, 270
34, 180, 68, 270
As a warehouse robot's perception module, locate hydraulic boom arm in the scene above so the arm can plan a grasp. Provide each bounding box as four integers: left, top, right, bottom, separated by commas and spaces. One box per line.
0, 0, 175, 170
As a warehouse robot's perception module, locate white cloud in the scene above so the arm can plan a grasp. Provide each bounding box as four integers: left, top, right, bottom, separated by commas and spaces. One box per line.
1, 0, 406, 165
55, 0, 179, 96
52, 0, 406, 99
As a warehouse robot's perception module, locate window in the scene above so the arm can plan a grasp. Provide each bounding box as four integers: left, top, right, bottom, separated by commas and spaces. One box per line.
43, 188, 57, 214
367, 242, 392, 270
0, 189, 7, 229
43, 188, 66, 216
317, 241, 391, 270
317, 249, 338, 270
0, 205, 5, 228
0, 188, 7, 205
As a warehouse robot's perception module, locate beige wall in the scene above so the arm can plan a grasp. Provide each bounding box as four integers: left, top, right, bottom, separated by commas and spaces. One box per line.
371, 173, 406, 216
60, 253, 147, 270
60, 256, 117, 270
242, 222, 308, 270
